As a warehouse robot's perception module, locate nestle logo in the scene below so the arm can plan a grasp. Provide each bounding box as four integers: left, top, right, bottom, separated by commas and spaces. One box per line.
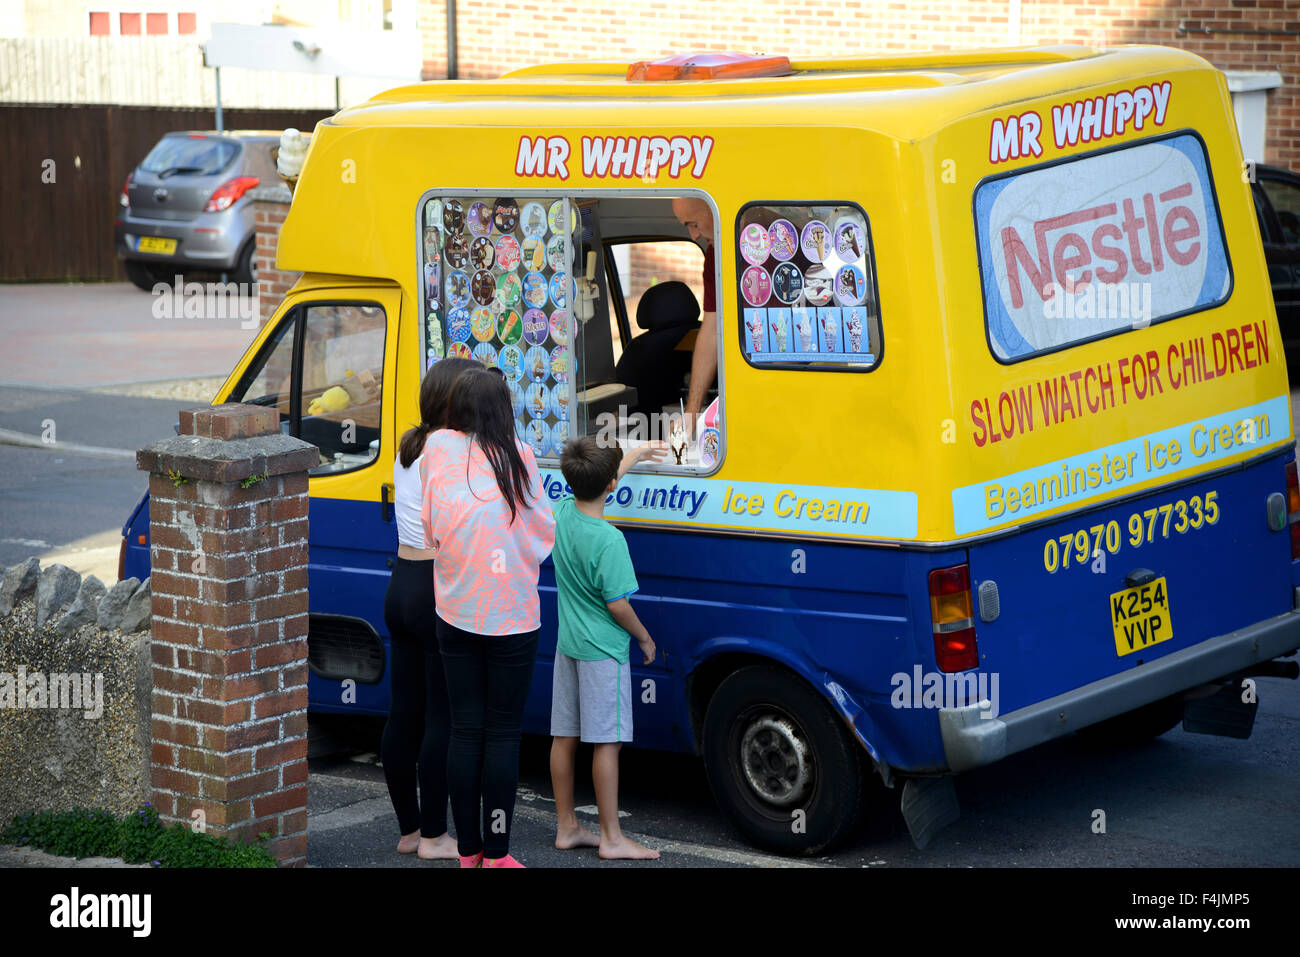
1001, 182, 1202, 309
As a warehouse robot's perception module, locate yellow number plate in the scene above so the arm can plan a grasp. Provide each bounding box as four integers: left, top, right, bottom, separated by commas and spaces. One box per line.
137, 236, 176, 254
1110, 577, 1173, 657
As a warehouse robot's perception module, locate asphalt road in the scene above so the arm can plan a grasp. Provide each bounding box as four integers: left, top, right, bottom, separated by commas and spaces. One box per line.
0, 387, 191, 575
304, 674, 1300, 868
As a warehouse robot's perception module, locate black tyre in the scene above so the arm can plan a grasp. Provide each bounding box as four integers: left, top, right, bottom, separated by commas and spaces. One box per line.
123, 259, 164, 291
702, 665, 868, 855
1076, 694, 1184, 747
231, 239, 257, 286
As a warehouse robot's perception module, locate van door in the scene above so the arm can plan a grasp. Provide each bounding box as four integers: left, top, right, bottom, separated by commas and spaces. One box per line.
222, 287, 401, 715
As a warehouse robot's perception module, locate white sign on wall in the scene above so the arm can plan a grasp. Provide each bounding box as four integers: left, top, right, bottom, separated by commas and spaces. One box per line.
203, 23, 421, 82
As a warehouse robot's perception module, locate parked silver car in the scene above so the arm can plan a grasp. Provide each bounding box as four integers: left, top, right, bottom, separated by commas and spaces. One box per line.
115, 131, 280, 291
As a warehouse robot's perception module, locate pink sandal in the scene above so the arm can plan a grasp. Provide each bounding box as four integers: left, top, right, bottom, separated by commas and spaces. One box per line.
482, 854, 525, 868
459, 852, 483, 868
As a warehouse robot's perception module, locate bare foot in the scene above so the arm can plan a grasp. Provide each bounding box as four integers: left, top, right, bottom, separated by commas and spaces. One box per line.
555, 824, 600, 850
598, 835, 661, 860
417, 833, 460, 860
397, 830, 420, 854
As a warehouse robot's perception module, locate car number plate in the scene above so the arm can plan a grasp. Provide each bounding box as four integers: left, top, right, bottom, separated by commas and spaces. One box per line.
137, 236, 177, 254
1110, 576, 1173, 657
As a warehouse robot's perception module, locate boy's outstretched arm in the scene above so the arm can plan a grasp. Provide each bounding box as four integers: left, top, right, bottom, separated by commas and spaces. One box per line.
617, 442, 667, 480
606, 597, 655, 664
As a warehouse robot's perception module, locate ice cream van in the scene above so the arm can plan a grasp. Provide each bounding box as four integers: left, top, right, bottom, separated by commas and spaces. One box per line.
121, 46, 1300, 854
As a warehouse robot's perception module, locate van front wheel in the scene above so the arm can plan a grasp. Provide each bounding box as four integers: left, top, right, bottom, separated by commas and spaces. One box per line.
702, 665, 866, 855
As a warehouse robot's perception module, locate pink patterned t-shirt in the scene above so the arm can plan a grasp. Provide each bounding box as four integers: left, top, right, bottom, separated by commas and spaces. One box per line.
421, 429, 555, 635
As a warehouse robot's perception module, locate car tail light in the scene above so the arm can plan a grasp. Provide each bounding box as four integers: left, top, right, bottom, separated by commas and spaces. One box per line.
1287, 461, 1300, 559
120, 173, 132, 207
117, 536, 127, 582
929, 563, 979, 672
204, 176, 259, 212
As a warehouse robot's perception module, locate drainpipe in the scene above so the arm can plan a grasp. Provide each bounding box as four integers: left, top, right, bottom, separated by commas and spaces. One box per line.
446, 0, 458, 79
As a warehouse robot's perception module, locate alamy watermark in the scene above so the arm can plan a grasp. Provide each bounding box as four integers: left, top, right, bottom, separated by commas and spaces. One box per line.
891, 665, 1000, 719
0, 667, 103, 719
151, 277, 259, 329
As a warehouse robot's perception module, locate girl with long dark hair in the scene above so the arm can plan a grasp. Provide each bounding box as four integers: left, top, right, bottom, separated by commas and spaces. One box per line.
421, 366, 556, 867
382, 356, 478, 859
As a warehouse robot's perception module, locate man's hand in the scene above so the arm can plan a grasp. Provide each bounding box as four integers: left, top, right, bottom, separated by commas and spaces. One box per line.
638, 635, 657, 665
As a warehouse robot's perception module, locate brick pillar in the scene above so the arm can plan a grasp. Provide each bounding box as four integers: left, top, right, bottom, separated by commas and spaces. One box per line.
137, 403, 318, 867
251, 185, 301, 326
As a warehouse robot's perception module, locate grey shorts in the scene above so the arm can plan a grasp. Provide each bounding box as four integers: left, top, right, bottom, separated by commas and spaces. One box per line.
550, 651, 633, 743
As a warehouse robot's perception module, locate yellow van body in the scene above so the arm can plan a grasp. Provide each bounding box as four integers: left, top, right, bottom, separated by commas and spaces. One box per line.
135, 45, 1299, 854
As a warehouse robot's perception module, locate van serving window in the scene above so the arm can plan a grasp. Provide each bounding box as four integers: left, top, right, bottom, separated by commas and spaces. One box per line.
420, 195, 578, 461
734, 202, 882, 370
974, 131, 1232, 363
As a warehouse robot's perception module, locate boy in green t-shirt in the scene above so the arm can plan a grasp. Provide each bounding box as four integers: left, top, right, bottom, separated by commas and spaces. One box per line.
550, 436, 661, 860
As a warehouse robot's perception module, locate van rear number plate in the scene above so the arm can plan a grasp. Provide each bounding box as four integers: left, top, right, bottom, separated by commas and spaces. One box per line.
1110, 577, 1173, 657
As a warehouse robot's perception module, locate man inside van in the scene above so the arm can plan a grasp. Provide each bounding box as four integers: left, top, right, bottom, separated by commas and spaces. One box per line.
672, 197, 717, 431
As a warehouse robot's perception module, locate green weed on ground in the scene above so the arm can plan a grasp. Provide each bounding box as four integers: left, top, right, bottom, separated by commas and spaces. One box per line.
3, 804, 277, 868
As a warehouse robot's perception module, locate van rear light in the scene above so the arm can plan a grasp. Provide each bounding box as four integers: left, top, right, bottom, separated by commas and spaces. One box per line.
120, 173, 132, 207
205, 176, 259, 212
929, 563, 979, 673
1287, 461, 1300, 560
117, 535, 127, 582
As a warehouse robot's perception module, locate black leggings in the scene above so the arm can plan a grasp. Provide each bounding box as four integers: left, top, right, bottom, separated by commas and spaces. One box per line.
380, 557, 450, 837
437, 618, 539, 859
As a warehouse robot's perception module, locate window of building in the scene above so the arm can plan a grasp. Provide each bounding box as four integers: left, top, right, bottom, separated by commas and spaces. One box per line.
119, 12, 141, 34
735, 202, 881, 369
89, 11, 110, 35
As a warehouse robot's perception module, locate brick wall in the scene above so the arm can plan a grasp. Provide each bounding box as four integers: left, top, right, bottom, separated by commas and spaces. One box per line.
253, 190, 302, 326
418, 0, 1299, 169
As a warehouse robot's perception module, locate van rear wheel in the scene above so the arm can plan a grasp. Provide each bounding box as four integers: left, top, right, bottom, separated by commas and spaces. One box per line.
702, 665, 866, 855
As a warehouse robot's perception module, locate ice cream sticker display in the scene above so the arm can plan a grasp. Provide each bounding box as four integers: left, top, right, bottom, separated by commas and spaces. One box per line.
421, 195, 576, 456
736, 203, 878, 366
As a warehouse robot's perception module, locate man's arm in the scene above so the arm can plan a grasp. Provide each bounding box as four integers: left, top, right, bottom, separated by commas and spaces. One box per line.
685, 309, 717, 425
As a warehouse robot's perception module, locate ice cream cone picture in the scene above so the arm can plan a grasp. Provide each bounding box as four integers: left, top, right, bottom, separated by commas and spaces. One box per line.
801, 220, 830, 263
768, 219, 797, 262
770, 309, 789, 352
443, 199, 464, 233
819, 309, 839, 351
835, 220, 865, 261
521, 202, 546, 239
835, 264, 865, 306
845, 308, 864, 353
525, 345, 549, 382
745, 311, 766, 352
793, 308, 815, 352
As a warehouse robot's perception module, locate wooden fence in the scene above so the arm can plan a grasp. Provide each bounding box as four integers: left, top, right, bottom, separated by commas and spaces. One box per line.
0, 105, 331, 282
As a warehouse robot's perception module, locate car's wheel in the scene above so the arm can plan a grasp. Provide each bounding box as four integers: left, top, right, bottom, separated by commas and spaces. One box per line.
123, 259, 164, 292
702, 664, 868, 855
1075, 694, 1184, 747
231, 239, 257, 286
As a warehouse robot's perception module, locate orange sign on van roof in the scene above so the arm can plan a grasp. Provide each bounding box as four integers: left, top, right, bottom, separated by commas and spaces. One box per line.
626, 52, 794, 82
